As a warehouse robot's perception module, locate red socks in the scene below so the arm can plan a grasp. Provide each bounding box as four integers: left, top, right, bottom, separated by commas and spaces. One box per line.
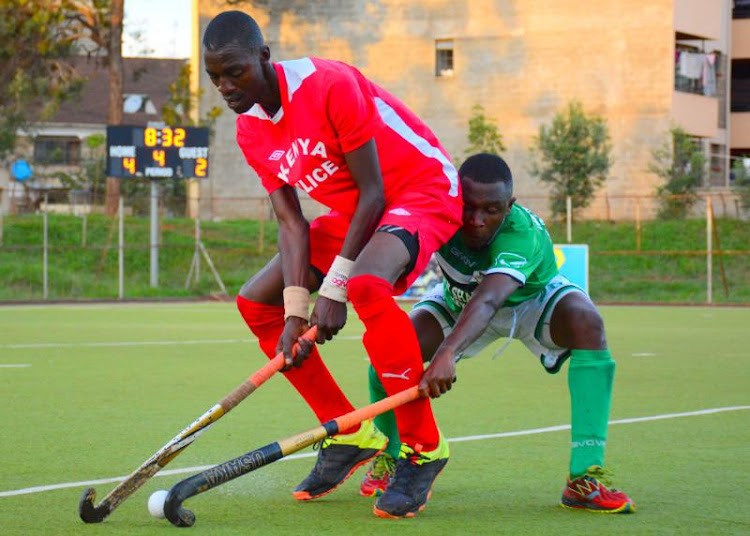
236, 295, 354, 424
348, 274, 439, 450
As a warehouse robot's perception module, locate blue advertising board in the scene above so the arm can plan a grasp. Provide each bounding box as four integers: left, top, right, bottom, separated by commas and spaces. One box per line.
553, 244, 589, 293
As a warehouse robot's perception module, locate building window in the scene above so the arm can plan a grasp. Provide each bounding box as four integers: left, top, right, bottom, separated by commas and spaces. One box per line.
435, 39, 454, 77
33, 136, 81, 165
734, 0, 750, 19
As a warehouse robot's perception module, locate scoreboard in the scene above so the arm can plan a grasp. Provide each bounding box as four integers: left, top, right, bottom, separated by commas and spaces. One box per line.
106, 125, 209, 179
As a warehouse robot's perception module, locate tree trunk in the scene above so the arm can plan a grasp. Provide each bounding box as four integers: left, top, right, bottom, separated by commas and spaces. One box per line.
105, 0, 124, 216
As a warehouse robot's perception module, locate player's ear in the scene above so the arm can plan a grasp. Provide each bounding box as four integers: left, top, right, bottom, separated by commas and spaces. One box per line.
259, 45, 271, 63
508, 196, 516, 209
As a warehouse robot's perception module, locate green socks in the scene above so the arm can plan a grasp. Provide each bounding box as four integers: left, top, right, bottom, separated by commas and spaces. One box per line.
370, 348, 616, 476
567, 348, 615, 477
368, 364, 402, 459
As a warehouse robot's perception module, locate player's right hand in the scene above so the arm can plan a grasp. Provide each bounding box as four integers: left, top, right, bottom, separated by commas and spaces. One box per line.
277, 316, 310, 370
419, 347, 457, 398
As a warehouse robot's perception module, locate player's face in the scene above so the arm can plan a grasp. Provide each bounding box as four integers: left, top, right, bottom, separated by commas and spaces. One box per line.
204, 45, 270, 114
459, 177, 514, 250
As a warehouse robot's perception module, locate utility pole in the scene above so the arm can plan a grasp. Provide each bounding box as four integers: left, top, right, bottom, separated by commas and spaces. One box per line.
105, 0, 124, 216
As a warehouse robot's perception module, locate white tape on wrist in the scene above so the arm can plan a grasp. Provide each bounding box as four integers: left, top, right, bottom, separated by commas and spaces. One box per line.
283, 286, 310, 320
318, 255, 354, 303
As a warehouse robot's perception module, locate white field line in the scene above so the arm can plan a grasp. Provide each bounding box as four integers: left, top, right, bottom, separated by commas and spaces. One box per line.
0, 364, 31, 368
1, 405, 748, 499
0, 335, 365, 350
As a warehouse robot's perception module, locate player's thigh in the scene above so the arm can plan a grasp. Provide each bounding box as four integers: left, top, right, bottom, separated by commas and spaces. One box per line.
548, 291, 606, 350
410, 307, 445, 363
350, 231, 411, 285
239, 254, 320, 306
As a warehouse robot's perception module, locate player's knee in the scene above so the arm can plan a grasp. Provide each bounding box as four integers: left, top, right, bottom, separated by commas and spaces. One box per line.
348, 274, 392, 312
570, 305, 606, 349
236, 294, 281, 331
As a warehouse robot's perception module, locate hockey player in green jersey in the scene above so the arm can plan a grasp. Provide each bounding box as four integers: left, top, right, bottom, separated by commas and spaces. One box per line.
360, 153, 635, 514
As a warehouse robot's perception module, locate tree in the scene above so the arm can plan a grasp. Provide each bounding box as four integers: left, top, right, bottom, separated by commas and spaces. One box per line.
161, 64, 223, 131
464, 104, 505, 157
0, 0, 110, 162
528, 101, 612, 219
649, 126, 706, 219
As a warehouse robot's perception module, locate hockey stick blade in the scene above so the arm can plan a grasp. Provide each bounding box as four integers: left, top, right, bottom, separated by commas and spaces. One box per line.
78, 326, 318, 523
164, 386, 421, 527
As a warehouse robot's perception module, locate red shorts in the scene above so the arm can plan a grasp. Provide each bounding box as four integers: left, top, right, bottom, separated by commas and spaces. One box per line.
309, 189, 462, 295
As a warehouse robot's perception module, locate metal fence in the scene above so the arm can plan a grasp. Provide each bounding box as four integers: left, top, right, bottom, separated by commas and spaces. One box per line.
0, 190, 748, 305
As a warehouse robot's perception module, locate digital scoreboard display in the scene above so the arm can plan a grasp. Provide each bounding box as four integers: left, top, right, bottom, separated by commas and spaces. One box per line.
106, 125, 209, 179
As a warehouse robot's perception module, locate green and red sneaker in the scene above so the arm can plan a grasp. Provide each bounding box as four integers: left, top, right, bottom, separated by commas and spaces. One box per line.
561, 466, 635, 514
360, 454, 396, 497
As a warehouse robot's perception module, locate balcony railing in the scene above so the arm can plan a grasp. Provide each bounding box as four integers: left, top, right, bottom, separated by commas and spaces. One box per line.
675, 50, 718, 97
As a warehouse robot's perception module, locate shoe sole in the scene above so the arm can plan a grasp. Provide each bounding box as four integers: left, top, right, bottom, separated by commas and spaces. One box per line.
372, 473, 442, 519
560, 499, 635, 514
292, 446, 386, 501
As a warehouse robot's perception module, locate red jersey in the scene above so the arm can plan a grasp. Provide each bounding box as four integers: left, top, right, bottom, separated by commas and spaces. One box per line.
235, 57, 459, 218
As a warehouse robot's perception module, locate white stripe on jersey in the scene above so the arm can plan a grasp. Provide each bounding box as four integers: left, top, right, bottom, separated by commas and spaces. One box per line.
374, 97, 459, 197
435, 252, 474, 284
485, 267, 527, 285
243, 104, 284, 123
279, 58, 317, 101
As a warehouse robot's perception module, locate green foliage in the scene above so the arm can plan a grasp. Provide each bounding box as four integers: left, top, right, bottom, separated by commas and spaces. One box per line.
529, 101, 612, 219
0, 1, 109, 161
161, 63, 223, 136
2, 214, 748, 304
649, 126, 706, 220
464, 104, 505, 158
731, 157, 750, 212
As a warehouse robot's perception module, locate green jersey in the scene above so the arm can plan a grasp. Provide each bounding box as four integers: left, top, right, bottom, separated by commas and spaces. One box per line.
435, 203, 558, 313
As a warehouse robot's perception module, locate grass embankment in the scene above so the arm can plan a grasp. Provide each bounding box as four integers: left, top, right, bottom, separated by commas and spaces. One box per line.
0, 213, 747, 303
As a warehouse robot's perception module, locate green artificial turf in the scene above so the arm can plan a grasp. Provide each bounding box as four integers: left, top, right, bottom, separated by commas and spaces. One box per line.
0, 303, 748, 535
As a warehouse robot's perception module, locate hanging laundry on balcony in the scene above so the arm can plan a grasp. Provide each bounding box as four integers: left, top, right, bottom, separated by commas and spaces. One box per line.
702, 53, 716, 97
678, 51, 703, 80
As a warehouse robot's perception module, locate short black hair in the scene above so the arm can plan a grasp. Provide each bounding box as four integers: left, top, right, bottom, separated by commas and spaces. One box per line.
458, 153, 513, 187
203, 11, 264, 52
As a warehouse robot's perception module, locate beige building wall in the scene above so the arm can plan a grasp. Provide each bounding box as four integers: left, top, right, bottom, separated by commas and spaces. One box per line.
194, 0, 716, 221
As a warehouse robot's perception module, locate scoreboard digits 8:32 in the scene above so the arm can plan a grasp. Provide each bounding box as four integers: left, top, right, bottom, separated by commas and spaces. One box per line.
106, 125, 210, 179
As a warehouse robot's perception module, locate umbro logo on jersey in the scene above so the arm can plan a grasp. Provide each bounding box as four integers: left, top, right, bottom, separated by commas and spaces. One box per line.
388, 208, 411, 216
268, 150, 285, 161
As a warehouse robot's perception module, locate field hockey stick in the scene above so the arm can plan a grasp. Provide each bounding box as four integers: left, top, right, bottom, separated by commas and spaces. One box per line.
78, 326, 318, 523
164, 385, 422, 527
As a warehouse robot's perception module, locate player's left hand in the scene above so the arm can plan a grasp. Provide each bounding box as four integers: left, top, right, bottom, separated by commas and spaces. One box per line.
419, 347, 457, 398
309, 296, 347, 344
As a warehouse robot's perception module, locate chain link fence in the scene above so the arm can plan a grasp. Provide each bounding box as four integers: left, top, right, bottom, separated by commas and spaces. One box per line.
0, 189, 748, 304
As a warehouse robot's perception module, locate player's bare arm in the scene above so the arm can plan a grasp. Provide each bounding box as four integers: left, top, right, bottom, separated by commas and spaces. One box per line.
270, 185, 314, 368
310, 138, 385, 344
420, 272, 521, 398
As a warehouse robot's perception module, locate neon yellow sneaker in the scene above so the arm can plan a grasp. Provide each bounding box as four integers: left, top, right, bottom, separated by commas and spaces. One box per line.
293, 419, 388, 501
373, 434, 449, 518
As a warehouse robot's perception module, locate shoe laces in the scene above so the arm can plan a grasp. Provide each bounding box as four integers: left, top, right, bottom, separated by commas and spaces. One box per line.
370, 454, 396, 478
583, 466, 615, 489
312, 437, 334, 451
399, 443, 430, 466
